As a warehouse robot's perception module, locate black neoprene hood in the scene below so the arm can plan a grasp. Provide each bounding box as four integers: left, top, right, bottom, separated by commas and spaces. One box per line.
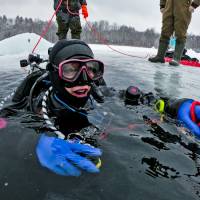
49, 39, 94, 66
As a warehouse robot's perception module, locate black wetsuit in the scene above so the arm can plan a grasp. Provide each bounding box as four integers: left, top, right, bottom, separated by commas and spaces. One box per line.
2, 70, 184, 138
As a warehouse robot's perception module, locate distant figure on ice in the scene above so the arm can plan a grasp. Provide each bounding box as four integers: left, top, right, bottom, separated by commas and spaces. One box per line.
169, 36, 176, 50
54, 0, 88, 40
149, 0, 200, 66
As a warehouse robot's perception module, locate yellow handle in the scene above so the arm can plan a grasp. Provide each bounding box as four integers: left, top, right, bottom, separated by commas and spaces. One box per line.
155, 99, 165, 114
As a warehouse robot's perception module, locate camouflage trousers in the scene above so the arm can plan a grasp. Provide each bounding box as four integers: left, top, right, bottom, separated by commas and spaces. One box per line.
160, 0, 192, 43
56, 15, 82, 40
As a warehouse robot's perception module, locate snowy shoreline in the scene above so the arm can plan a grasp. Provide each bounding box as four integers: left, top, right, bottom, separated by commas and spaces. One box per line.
0, 33, 199, 61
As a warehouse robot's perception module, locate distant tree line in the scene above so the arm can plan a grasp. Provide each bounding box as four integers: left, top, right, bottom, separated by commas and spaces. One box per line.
0, 15, 57, 42
0, 15, 200, 50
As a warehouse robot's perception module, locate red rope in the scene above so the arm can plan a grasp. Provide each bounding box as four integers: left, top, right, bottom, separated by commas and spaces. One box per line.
85, 18, 149, 59
31, 0, 149, 59
32, 0, 63, 53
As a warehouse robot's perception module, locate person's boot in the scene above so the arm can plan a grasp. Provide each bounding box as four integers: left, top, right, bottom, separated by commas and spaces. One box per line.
148, 41, 169, 63
169, 42, 185, 66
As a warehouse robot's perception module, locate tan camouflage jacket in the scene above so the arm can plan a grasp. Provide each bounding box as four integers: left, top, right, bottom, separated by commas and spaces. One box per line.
160, 0, 200, 9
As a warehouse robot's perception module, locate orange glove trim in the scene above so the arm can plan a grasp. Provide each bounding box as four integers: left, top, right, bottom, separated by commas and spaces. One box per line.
81, 5, 88, 18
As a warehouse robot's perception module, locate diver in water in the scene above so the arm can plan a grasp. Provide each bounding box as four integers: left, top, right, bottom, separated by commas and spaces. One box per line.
10, 39, 106, 176
155, 98, 200, 138
3, 39, 200, 176
5, 39, 154, 176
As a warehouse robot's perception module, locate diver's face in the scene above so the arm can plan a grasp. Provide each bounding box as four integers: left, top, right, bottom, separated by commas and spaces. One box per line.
65, 85, 91, 98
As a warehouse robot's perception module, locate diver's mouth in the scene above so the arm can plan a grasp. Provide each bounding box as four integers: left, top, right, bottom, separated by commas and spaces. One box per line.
74, 89, 88, 96
65, 86, 91, 97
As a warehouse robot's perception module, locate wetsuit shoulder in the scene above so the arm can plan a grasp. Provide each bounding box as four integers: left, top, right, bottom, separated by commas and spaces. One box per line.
165, 98, 190, 117
12, 70, 46, 103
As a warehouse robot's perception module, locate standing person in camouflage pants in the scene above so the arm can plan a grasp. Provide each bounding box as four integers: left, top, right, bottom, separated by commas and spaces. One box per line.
149, 0, 200, 66
54, 0, 88, 40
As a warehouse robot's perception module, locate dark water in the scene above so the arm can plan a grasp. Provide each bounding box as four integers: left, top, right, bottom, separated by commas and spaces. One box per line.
0, 52, 200, 200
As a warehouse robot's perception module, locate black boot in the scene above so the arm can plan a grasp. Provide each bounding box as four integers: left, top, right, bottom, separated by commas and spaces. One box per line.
169, 42, 185, 66
148, 41, 169, 63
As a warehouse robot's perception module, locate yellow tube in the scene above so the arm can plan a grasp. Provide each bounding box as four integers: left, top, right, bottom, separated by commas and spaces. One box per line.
96, 158, 102, 168
155, 99, 165, 114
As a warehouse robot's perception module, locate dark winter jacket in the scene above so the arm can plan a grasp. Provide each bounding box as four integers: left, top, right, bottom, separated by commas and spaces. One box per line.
54, 0, 87, 12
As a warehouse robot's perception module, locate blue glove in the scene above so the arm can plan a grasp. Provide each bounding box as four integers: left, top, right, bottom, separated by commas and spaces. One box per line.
36, 134, 102, 176
177, 99, 200, 138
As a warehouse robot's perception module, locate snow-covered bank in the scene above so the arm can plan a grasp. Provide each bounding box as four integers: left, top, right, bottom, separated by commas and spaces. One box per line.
0, 32, 199, 61
0, 33, 156, 57
0, 33, 52, 56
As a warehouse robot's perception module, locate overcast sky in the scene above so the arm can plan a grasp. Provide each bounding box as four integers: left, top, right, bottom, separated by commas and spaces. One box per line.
0, 0, 199, 35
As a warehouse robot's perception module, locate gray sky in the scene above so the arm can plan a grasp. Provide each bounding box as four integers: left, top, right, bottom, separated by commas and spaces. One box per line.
0, 0, 199, 35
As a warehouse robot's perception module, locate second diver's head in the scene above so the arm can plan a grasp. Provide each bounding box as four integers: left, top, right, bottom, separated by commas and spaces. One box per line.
48, 39, 104, 108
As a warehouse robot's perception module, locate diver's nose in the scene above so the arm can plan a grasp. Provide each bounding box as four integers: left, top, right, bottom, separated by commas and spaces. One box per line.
82, 69, 88, 81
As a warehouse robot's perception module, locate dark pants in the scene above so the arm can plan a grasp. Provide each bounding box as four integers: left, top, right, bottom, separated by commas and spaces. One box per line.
56, 15, 82, 40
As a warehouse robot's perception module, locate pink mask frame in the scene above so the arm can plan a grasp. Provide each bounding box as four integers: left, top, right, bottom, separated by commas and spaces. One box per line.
57, 59, 104, 82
